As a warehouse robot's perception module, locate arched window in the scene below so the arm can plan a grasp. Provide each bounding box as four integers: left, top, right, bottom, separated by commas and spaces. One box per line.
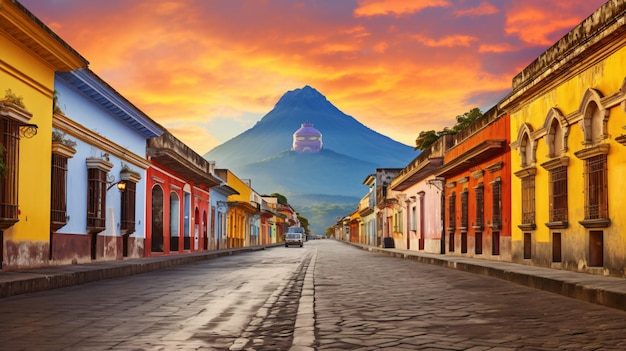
170, 191, 180, 251
151, 184, 164, 252
520, 133, 533, 167
579, 89, 608, 146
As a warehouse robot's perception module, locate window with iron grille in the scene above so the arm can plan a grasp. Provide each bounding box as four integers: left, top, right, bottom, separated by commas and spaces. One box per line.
521, 176, 535, 226
50, 154, 68, 230
0, 117, 19, 225
549, 166, 568, 222
87, 167, 107, 232
584, 154, 608, 220
475, 183, 484, 228
491, 179, 502, 229
460, 190, 468, 229
121, 180, 137, 235
448, 192, 456, 230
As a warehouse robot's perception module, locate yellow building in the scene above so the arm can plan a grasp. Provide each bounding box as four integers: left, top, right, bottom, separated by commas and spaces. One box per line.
215, 169, 258, 248
0, 1, 87, 270
502, 1, 626, 276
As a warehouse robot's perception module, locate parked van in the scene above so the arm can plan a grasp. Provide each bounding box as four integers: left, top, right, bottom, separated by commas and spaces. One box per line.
285, 227, 305, 247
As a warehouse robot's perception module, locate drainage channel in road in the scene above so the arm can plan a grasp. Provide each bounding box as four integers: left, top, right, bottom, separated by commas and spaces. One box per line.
230, 249, 316, 351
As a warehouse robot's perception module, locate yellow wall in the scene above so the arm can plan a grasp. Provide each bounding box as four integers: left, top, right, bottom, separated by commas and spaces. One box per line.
1, 2, 86, 268
227, 171, 252, 204
1, 35, 55, 245
509, 44, 626, 272
223, 170, 254, 247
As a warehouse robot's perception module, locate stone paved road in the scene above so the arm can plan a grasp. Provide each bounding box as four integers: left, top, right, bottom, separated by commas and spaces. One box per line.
314, 240, 626, 350
0, 246, 312, 351
2, 240, 626, 350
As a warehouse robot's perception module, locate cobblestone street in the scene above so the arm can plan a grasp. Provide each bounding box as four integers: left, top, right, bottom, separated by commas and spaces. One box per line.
2, 240, 626, 350
313, 241, 626, 350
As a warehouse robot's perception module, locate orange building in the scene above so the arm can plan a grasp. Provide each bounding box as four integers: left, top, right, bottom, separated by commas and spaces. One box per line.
436, 108, 512, 260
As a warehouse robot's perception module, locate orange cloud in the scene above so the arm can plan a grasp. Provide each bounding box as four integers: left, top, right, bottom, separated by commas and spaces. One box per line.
454, 2, 499, 17
412, 34, 478, 47
166, 123, 222, 154
479, 43, 516, 53
354, 0, 451, 17
504, 2, 587, 46
20, 0, 607, 153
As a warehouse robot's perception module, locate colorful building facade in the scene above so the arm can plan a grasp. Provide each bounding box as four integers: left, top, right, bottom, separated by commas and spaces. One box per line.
51, 68, 163, 263
502, 0, 626, 276
436, 109, 512, 260
146, 132, 221, 256
358, 175, 377, 246
388, 136, 446, 253
0, 1, 88, 270
210, 174, 239, 250
215, 169, 257, 248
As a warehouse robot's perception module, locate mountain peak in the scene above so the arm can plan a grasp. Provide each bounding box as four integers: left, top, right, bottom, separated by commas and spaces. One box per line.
274, 85, 333, 110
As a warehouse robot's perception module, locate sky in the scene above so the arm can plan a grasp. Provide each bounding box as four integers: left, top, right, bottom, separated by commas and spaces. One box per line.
21, 0, 607, 154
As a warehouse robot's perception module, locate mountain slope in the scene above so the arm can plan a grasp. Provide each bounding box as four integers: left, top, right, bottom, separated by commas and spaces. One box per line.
240, 149, 377, 197
204, 86, 417, 171
203, 86, 419, 234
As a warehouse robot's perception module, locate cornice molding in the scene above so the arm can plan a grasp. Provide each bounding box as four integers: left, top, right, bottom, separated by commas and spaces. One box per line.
53, 112, 150, 169
514, 166, 537, 179
574, 143, 610, 160
540, 156, 569, 171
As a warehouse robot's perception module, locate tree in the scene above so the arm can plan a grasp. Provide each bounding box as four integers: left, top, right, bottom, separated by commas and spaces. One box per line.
414, 108, 482, 151
270, 192, 288, 205
297, 214, 310, 233
451, 107, 482, 133
415, 130, 439, 151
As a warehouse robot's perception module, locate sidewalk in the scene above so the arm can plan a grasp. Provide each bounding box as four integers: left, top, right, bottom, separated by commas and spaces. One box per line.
343, 241, 626, 311
0, 245, 278, 299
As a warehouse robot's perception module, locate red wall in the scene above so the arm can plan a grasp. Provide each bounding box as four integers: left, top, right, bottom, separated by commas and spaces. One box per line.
145, 163, 210, 256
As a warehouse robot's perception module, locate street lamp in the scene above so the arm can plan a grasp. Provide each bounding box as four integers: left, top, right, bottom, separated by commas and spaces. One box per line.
106, 175, 127, 192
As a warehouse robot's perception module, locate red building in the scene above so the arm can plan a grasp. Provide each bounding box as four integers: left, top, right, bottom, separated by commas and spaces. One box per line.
145, 132, 221, 256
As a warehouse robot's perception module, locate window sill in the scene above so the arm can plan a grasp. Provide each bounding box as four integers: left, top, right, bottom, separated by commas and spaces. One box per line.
517, 223, 536, 231
87, 226, 106, 235
545, 221, 568, 229
579, 218, 610, 229
51, 221, 68, 232
0, 217, 19, 230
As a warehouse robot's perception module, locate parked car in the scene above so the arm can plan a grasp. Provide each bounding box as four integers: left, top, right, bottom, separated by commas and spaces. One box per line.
285, 227, 305, 247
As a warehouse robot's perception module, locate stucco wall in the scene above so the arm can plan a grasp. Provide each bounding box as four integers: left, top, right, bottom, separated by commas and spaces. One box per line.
508, 39, 626, 276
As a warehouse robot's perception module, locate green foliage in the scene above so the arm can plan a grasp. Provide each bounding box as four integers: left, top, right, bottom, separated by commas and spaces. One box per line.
3, 89, 25, 108
297, 214, 310, 233
294, 201, 357, 235
451, 107, 482, 133
270, 192, 289, 205
52, 130, 77, 148
415, 129, 447, 151
414, 108, 482, 150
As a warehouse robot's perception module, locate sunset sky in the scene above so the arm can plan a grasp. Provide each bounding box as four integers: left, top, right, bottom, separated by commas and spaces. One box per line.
21, 0, 607, 154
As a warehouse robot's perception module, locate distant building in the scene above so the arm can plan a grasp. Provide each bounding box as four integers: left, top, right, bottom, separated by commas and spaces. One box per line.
292, 123, 322, 153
